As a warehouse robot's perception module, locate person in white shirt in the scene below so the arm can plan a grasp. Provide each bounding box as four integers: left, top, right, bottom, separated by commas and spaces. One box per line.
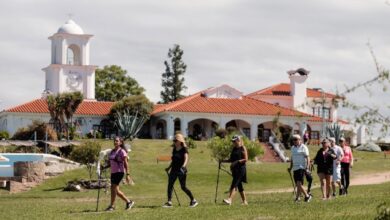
287, 134, 312, 202
329, 137, 344, 197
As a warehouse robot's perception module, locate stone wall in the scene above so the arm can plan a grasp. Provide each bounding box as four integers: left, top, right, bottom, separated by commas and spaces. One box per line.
14, 161, 45, 183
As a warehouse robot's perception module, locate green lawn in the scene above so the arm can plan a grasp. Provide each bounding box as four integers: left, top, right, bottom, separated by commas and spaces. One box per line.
0, 139, 389, 220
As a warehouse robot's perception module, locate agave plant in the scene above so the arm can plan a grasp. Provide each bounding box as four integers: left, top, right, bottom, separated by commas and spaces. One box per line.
326, 123, 343, 144
114, 109, 148, 141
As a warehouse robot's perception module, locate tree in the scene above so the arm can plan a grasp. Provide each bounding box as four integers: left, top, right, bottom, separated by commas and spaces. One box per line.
95, 65, 144, 101
109, 94, 154, 140
70, 141, 101, 180
47, 92, 83, 139
160, 44, 187, 103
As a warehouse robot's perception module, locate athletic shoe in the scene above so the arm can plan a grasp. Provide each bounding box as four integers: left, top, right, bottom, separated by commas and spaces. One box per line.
223, 199, 232, 205
304, 194, 312, 202
105, 206, 115, 211
125, 200, 135, 210
242, 201, 248, 205
294, 197, 301, 203
189, 199, 198, 208
162, 201, 173, 208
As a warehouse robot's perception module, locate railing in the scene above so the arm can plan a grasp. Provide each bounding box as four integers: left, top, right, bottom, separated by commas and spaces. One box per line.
268, 132, 288, 162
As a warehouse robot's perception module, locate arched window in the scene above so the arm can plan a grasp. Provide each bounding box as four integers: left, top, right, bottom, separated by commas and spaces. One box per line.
66, 44, 81, 65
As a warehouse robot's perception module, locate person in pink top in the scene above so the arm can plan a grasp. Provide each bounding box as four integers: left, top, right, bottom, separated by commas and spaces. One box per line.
340, 137, 353, 195
105, 136, 134, 211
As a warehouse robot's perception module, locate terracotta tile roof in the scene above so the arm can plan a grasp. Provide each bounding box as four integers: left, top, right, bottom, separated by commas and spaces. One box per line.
152, 93, 311, 117
5, 99, 114, 116
247, 83, 337, 99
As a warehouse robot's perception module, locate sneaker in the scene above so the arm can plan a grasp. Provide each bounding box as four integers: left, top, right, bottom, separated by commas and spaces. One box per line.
125, 200, 135, 210
105, 206, 115, 211
242, 201, 248, 205
294, 197, 301, 203
304, 194, 312, 202
162, 201, 173, 208
339, 188, 344, 196
223, 199, 232, 205
189, 199, 198, 208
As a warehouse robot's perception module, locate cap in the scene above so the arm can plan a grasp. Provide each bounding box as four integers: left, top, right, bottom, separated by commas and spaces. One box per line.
339, 137, 346, 142
231, 135, 240, 142
292, 134, 301, 140
174, 133, 186, 144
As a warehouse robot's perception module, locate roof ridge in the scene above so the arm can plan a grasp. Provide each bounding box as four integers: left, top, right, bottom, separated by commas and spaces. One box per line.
246, 83, 288, 96
159, 90, 205, 112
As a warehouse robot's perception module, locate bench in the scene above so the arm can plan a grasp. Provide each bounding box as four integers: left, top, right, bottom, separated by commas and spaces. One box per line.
156, 155, 171, 164
384, 150, 390, 158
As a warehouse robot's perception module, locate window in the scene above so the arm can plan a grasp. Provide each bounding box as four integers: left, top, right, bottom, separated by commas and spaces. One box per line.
312, 107, 331, 119
242, 128, 250, 138
310, 131, 319, 140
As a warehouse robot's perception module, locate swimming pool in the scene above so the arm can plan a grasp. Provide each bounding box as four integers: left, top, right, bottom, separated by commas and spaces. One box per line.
0, 153, 50, 177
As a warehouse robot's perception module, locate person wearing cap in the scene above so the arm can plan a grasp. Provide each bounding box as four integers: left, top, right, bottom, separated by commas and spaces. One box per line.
287, 134, 312, 202
222, 135, 248, 205
314, 138, 337, 200
340, 137, 353, 195
329, 137, 344, 197
163, 133, 198, 208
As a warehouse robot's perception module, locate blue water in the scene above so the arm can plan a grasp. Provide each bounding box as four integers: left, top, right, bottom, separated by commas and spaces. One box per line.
0, 154, 44, 165
0, 153, 45, 177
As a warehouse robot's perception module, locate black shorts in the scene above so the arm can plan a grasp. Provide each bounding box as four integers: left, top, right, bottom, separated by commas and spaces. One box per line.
293, 169, 305, 184
111, 172, 124, 185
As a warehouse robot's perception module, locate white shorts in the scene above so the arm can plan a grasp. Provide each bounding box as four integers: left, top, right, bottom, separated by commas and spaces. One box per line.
333, 166, 341, 182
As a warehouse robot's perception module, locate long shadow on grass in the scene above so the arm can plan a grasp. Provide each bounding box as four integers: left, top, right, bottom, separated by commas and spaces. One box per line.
43, 187, 64, 191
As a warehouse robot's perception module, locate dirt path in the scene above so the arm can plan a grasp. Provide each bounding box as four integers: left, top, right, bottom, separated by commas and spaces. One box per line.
246, 171, 390, 195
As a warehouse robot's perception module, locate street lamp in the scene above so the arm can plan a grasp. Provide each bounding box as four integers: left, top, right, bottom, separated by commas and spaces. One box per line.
313, 88, 326, 139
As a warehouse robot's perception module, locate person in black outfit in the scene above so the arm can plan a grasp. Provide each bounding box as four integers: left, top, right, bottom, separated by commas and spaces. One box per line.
314, 138, 337, 200
163, 133, 198, 208
305, 160, 314, 195
222, 135, 248, 205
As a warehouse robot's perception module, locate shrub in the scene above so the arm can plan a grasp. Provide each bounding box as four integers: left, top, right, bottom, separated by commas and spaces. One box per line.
0, 130, 9, 140
207, 134, 263, 161
375, 203, 390, 220
70, 141, 102, 180
215, 128, 227, 138
11, 120, 57, 141
186, 137, 197, 149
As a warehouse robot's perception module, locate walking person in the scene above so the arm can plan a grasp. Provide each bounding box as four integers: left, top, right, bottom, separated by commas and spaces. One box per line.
314, 138, 336, 200
340, 137, 353, 195
222, 135, 248, 205
105, 136, 134, 211
287, 134, 312, 202
329, 137, 344, 197
163, 133, 198, 208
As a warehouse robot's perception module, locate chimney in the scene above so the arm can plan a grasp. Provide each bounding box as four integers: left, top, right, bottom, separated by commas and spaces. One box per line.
287, 68, 309, 112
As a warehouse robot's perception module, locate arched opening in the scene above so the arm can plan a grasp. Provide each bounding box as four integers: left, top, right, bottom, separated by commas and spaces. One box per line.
67, 44, 81, 65
225, 119, 251, 138
156, 120, 166, 139
188, 118, 218, 140
258, 121, 292, 148
174, 118, 181, 134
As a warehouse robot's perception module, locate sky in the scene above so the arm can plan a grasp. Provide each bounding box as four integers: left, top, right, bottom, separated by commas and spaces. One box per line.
0, 0, 389, 125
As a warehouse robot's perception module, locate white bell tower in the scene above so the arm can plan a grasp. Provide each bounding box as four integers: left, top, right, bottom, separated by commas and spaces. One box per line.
42, 19, 96, 100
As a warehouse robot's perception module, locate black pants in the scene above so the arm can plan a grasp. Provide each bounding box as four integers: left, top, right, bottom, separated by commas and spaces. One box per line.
341, 162, 350, 192
167, 170, 194, 201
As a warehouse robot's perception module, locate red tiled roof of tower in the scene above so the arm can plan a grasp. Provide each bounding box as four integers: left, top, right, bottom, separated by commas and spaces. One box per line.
246, 83, 337, 99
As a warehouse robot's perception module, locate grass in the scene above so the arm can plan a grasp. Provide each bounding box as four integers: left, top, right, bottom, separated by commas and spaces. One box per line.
0, 139, 389, 220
